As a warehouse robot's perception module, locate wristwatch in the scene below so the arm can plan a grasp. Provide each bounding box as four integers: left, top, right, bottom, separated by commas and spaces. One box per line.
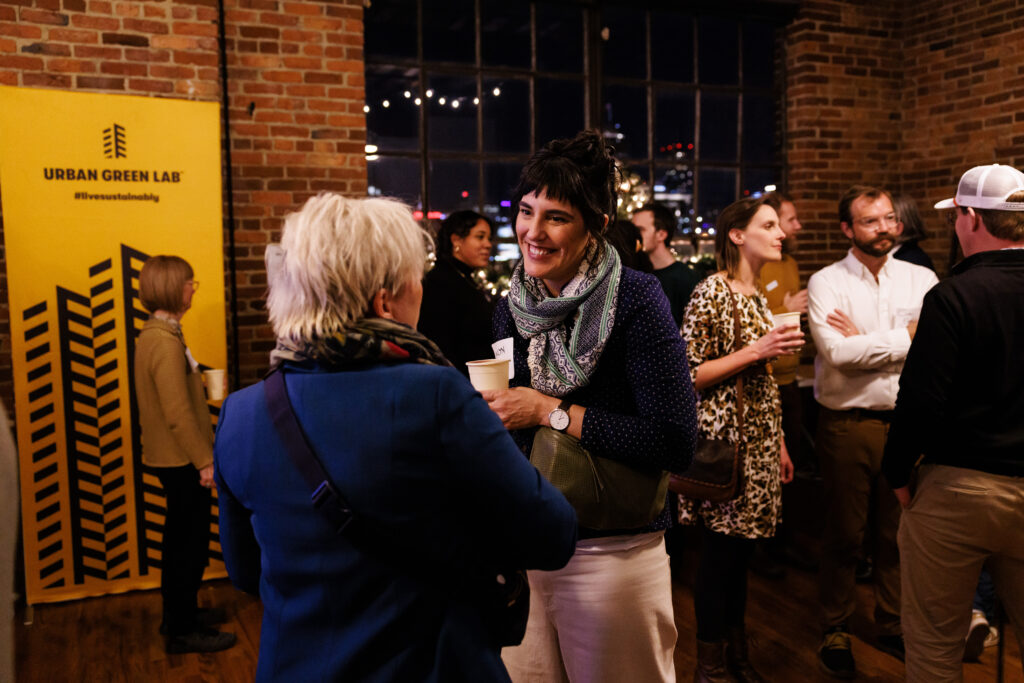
548, 398, 572, 431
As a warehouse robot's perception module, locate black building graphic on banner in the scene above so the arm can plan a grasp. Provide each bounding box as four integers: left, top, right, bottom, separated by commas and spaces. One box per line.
20, 245, 221, 598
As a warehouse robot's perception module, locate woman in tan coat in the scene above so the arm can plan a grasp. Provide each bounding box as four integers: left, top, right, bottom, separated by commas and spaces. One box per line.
134, 255, 235, 654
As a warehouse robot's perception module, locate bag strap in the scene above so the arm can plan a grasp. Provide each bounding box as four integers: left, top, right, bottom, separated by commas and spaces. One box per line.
728, 289, 746, 437
264, 369, 355, 534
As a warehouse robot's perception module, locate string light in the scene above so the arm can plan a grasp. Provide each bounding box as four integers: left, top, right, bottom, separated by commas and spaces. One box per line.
426, 89, 434, 98
451, 100, 460, 109
438, 97, 446, 105
403, 90, 411, 98
363, 105, 370, 113
414, 97, 422, 105
382, 99, 390, 108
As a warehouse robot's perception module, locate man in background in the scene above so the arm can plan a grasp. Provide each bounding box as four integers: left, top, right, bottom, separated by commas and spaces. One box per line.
752, 191, 814, 579
634, 203, 701, 327
883, 164, 1024, 681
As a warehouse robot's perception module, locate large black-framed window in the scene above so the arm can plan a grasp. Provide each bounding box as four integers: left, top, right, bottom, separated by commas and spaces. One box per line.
365, 0, 790, 256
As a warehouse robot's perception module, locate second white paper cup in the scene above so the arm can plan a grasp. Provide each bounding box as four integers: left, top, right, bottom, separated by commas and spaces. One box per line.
772, 312, 801, 330
466, 359, 510, 392
203, 368, 226, 401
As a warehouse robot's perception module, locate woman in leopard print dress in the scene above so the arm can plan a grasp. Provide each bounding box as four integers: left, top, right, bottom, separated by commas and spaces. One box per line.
678, 197, 803, 682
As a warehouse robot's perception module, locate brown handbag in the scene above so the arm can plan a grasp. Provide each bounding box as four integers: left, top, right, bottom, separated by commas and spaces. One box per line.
669, 286, 746, 503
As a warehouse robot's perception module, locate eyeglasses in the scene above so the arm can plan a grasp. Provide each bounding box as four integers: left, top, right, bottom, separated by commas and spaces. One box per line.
854, 213, 900, 230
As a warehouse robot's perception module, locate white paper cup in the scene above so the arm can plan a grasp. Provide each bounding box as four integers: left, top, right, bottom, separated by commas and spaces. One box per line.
203, 369, 226, 401
772, 311, 801, 330
466, 359, 510, 392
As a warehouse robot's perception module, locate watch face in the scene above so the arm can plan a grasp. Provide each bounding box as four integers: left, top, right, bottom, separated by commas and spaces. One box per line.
549, 408, 569, 431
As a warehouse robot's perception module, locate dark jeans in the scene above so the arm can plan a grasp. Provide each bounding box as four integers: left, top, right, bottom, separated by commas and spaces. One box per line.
155, 465, 212, 636
694, 524, 755, 641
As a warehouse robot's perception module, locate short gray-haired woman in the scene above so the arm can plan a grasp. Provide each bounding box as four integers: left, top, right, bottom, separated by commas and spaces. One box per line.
214, 193, 577, 682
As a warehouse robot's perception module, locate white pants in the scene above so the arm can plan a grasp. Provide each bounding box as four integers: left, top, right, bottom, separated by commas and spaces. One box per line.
502, 532, 677, 683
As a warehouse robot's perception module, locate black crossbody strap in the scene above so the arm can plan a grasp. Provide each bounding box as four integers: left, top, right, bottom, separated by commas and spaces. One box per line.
264, 369, 354, 534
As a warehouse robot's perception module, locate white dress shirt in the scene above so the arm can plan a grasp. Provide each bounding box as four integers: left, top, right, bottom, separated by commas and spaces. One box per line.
808, 250, 938, 410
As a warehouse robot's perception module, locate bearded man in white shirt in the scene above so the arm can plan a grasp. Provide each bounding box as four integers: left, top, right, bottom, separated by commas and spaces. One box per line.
807, 185, 938, 678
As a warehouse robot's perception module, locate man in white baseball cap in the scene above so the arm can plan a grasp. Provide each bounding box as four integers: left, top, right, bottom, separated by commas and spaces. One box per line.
883, 163, 1024, 681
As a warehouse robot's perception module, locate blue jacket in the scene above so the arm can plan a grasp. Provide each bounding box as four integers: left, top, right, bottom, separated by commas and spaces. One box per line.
214, 362, 577, 682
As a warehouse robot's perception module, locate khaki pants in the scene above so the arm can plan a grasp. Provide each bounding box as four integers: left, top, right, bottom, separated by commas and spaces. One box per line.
816, 407, 901, 635
502, 532, 677, 683
900, 464, 1024, 682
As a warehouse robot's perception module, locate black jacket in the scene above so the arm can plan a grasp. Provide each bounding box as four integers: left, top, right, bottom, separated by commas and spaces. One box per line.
883, 249, 1024, 488
418, 257, 495, 375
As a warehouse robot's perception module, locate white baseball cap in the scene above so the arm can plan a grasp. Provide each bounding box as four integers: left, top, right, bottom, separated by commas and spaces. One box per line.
934, 164, 1024, 210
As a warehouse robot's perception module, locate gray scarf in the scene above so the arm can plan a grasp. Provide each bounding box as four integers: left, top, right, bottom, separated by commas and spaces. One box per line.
507, 239, 621, 397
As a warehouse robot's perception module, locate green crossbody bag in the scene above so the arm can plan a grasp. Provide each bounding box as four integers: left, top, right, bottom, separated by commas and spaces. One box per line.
530, 426, 670, 530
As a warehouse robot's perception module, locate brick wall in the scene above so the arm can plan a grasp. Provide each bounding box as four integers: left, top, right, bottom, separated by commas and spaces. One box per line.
0, 0, 366, 413
783, 0, 1024, 280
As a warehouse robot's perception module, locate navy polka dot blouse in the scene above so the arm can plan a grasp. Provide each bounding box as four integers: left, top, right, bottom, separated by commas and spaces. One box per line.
493, 267, 699, 537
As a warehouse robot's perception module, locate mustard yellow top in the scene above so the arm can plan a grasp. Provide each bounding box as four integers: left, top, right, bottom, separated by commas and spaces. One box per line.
133, 317, 213, 469
758, 255, 801, 385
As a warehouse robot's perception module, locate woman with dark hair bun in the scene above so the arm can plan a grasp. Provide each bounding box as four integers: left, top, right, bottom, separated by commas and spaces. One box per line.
486, 129, 697, 682
891, 194, 936, 272
418, 210, 496, 373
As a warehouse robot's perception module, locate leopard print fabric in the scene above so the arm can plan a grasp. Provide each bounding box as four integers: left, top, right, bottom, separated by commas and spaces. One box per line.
678, 274, 782, 539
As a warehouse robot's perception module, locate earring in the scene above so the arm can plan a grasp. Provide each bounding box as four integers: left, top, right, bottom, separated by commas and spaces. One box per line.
454, 245, 461, 254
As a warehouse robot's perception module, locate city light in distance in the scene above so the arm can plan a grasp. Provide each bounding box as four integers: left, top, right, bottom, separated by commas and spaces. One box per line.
764, 184, 777, 192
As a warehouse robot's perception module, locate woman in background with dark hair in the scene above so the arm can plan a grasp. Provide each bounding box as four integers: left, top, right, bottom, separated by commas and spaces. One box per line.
486, 130, 696, 682
419, 210, 496, 373
605, 219, 653, 273
891, 194, 936, 272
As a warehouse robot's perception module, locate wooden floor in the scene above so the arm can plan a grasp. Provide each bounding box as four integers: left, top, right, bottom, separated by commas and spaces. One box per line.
15, 537, 1022, 682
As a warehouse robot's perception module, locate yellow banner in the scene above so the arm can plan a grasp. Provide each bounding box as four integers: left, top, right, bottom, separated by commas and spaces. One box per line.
0, 86, 227, 603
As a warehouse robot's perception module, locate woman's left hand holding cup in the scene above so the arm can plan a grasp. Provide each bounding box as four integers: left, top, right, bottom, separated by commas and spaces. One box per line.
481, 387, 554, 430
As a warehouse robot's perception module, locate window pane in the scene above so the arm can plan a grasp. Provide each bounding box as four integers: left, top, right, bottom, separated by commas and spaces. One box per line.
429, 160, 478, 214
537, 78, 584, 146
697, 168, 737, 227
743, 21, 776, 88
483, 79, 530, 153
602, 6, 646, 79
742, 94, 777, 164
368, 156, 422, 208
655, 89, 695, 164
742, 167, 780, 199
366, 65, 419, 152
482, 0, 530, 68
700, 92, 738, 162
603, 84, 646, 160
427, 74, 477, 152
423, 0, 475, 64
365, 0, 416, 61
654, 164, 694, 213
484, 162, 523, 261
698, 16, 738, 85
651, 11, 693, 83
537, 4, 583, 73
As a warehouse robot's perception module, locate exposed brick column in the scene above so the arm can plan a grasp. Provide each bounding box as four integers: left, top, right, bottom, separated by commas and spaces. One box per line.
782, 0, 903, 277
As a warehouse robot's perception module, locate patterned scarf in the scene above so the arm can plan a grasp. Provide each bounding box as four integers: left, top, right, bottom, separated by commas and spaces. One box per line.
270, 318, 451, 371
507, 238, 621, 397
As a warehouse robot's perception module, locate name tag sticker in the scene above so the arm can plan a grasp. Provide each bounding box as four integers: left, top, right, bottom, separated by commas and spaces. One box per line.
492, 337, 514, 380
765, 280, 779, 292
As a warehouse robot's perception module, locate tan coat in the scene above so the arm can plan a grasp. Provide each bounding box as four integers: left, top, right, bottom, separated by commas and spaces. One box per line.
134, 317, 213, 469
